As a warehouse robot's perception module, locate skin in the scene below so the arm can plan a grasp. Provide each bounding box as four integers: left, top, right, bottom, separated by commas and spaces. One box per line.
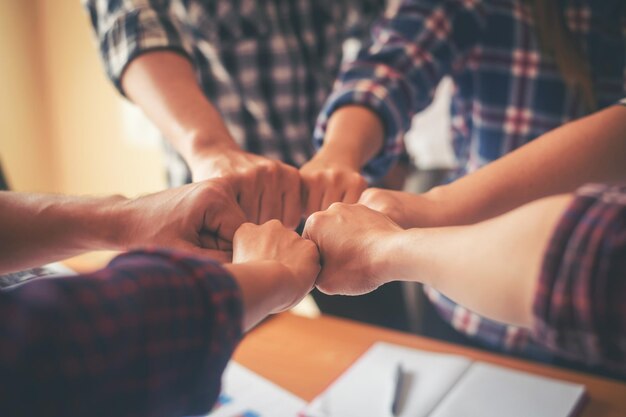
359, 105, 626, 228
0, 185, 320, 332
226, 220, 320, 330
303, 196, 572, 328
299, 105, 383, 216
0, 179, 246, 274
122, 51, 302, 228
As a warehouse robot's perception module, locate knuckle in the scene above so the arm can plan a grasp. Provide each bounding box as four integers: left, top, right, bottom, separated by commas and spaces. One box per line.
328, 201, 345, 211
304, 212, 323, 232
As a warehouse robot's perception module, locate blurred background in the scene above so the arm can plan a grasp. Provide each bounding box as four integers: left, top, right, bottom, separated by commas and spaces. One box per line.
0, 0, 166, 196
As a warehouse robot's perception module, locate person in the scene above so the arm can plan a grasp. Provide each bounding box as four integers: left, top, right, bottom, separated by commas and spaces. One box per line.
310, 0, 625, 353
303, 101, 626, 379
0, 181, 320, 417
83, 0, 386, 226
83, 0, 416, 331
0, 179, 244, 273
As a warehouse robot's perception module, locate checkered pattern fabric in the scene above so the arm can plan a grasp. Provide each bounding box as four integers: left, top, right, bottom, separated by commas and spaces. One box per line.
0, 249, 242, 417
84, 0, 385, 186
534, 183, 626, 378
315, 0, 625, 353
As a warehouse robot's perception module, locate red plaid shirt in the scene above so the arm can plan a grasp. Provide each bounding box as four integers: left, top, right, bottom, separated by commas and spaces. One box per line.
315, 0, 625, 355
0, 249, 242, 417
534, 184, 626, 378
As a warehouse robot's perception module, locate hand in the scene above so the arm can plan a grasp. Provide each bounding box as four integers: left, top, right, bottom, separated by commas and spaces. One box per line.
300, 155, 367, 217
119, 178, 246, 262
190, 146, 302, 229
303, 203, 402, 295
358, 187, 448, 228
232, 220, 320, 311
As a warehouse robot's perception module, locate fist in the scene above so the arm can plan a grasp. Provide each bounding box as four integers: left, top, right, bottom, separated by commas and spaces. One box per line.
303, 203, 402, 295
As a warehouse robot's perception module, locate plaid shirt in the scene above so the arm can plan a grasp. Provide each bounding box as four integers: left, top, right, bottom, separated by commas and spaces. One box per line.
315, 0, 625, 354
84, 0, 385, 186
534, 183, 626, 378
0, 250, 242, 417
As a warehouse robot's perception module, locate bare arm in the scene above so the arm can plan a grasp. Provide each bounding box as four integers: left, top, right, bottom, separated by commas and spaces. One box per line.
300, 105, 384, 215
0, 180, 246, 274
121, 51, 237, 169
0, 192, 126, 273
122, 51, 302, 228
362, 105, 626, 227
304, 195, 572, 328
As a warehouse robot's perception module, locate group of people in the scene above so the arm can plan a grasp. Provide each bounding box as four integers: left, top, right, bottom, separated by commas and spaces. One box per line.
1, 0, 624, 416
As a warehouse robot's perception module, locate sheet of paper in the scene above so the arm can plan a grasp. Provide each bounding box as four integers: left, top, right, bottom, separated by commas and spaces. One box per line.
0, 262, 76, 289
428, 362, 586, 417
303, 342, 472, 417
204, 361, 306, 417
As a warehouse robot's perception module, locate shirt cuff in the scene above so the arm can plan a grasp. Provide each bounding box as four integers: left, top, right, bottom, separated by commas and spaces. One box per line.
313, 78, 408, 181
532, 184, 626, 368
109, 248, 243, 413
96, 7, 191, 95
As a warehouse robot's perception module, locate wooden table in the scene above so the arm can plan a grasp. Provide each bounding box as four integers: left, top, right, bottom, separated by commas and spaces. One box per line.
234, 313, 626, 417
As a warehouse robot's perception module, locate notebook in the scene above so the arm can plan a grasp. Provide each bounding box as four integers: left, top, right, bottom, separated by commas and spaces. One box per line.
302, 342, 586, 417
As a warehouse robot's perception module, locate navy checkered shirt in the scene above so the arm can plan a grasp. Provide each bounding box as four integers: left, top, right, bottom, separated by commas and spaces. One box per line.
0, 249, 242, 417
315, 0, 625, 354
83, 0, 385, 186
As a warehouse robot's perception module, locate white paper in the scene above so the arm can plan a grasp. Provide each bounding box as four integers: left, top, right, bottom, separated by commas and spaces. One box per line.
302, 342, 586, 417
303, 342, 472, 417
428, 362, 586, 417
204, 361, 306, 417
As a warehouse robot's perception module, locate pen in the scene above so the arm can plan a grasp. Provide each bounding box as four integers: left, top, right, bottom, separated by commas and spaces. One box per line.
391, 363, 406, 416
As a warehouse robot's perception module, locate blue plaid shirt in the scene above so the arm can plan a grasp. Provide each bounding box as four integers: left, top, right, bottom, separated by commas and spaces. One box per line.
315, 0, 625, 353
83, 0, 385, 186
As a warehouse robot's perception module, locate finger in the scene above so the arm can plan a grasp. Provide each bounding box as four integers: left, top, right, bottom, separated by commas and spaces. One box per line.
213, 204, 247, 242
342, 182, 367, 204
358, 188, 383, 208
238, 186, 261, 224
302, 212, 323, 242
258, 186, 282, 224
200, 233, 233, 252
320, 187, 345, 212
281, 177, 302, 229
303, 179, 324, 217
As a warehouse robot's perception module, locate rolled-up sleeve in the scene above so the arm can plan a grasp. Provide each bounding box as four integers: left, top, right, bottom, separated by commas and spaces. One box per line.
313, 0, 484, 179
82, 0, 190, 94
533, 184, 626, 374
0, 249, 242, 417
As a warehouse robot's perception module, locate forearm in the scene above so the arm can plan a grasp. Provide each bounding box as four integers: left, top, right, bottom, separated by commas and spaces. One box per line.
0, 192, 127, 273
386, 194, 573, 327
122, 51, 238, 166
224, 262, 299, 331
314, 105, 385, 170
430, 105, 626, 225
0, 250, 242, 417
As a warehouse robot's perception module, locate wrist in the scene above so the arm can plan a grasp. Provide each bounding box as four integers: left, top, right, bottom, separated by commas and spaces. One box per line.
187, 130, 239, 162
368, 230, 410, 285
105, 196, 146, 251
321, 105, 385, 170
225, 260, 299, 330
61, 195, 130, 252
313, 144, 363, 172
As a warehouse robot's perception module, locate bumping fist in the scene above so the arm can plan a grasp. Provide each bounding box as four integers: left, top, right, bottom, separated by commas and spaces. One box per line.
299, 158, 368, 217
302, 203, 402, 296
190, 148, 302, 229
233, 220, 320, 311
